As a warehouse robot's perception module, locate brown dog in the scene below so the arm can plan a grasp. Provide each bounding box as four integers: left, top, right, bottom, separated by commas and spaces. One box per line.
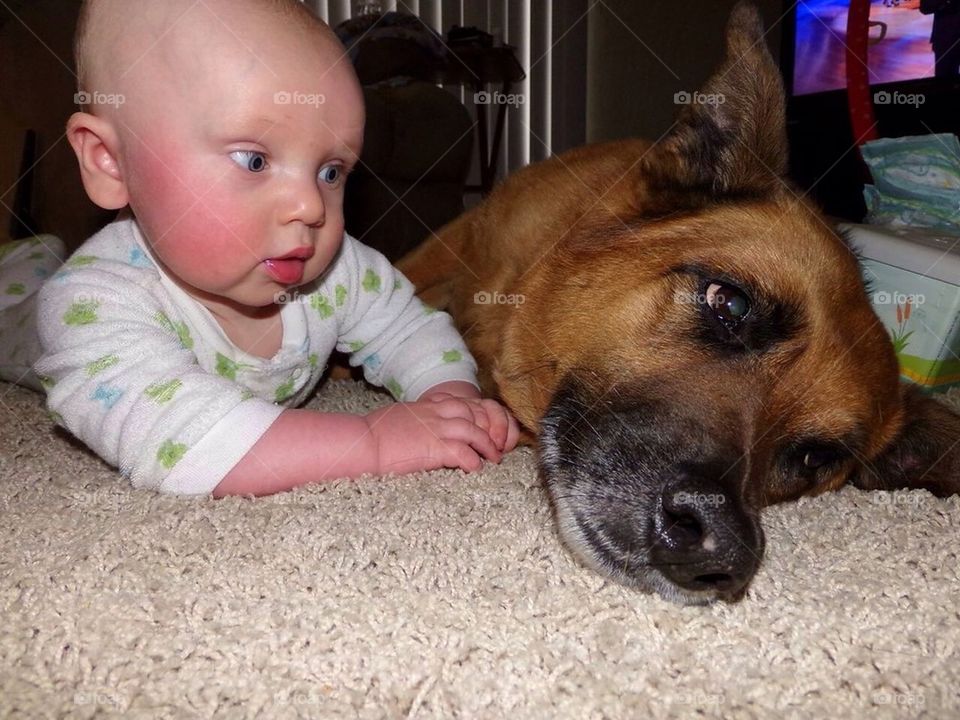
397, 2, 960, 604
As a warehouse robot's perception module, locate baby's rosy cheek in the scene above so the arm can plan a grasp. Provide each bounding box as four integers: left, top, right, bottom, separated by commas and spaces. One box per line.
169, 214, 250, 269
134, 155, 235, 239
129, 156, 203, 230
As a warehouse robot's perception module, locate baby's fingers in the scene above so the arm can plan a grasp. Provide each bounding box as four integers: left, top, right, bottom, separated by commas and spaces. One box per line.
442, 417, 501, 466
478, 399, 507, 450
467, 403, 491, 435
503, 408, 521, 452
481, 400, 521, 453
442, 440, 483, 472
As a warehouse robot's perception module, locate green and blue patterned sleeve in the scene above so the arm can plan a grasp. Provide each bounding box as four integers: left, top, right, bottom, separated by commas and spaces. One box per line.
328, 235, 479, 401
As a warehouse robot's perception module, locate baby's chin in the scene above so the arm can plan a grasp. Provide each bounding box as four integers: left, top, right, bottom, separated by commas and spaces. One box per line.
175, 280, 286, 318
235, 277, 319, 311
183, 257, 332, 314
231, 286, 299, 311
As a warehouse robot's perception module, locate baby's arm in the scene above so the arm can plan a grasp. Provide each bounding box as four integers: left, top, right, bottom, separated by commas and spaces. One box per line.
34, 263, 289, 493
213, 386, 513, 497
332, 236, 484, 402
36, 262, 507, 497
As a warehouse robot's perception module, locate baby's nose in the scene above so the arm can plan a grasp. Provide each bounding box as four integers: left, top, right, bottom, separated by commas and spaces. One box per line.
287, 180, 325, 227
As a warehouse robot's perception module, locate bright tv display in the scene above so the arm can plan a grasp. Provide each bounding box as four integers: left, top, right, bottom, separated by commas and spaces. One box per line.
793, 0, 937, 96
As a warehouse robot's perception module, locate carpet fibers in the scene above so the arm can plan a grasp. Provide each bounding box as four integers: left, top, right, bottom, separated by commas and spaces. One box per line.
1, 379, 958, 719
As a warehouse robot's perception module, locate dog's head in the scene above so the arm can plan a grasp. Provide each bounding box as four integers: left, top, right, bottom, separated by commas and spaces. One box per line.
510, 2, 960, 604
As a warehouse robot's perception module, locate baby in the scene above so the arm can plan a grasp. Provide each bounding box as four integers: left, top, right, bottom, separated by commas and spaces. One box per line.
0, 0, 518, 496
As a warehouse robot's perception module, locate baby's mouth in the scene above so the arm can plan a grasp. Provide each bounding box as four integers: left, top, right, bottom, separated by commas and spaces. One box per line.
263, 258, 306, 285
262, 246, 314, 285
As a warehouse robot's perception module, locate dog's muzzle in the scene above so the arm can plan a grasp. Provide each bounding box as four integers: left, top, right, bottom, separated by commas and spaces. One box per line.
538, 378, 765, 605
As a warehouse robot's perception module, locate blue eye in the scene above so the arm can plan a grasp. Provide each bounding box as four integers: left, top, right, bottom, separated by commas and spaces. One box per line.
318, 164, 342, 186
230, 150, 267, 173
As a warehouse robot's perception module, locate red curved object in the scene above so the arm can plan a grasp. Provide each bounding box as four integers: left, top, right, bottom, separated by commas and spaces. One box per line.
846, 0, 879, 146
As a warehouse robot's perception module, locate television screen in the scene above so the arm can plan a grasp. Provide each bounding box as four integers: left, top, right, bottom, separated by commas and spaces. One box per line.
793, 0, 937, 96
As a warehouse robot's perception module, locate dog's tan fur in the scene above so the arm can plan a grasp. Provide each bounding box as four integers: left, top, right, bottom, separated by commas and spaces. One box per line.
396, 3, 960, 601
402, 140, 916, 501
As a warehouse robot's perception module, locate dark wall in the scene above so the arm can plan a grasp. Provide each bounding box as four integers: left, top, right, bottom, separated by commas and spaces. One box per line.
585, 0, 784, 143
0, 0, 113, 250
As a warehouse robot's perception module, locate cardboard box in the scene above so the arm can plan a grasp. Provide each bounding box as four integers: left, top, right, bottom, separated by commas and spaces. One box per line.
841, 222, 960, 393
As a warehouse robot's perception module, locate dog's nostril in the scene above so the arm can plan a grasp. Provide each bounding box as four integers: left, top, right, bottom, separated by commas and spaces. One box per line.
693, 572, 734, 588
660, 506, 704, 549
650, 473, 761, 597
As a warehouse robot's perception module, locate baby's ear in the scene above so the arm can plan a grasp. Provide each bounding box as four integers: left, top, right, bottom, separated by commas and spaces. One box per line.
66, 111, 129, 210
852, 385, 960, 497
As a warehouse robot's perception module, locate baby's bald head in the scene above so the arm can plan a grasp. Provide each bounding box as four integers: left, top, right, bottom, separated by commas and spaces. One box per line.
74, 0, 345, 114
66, 0, 364, 224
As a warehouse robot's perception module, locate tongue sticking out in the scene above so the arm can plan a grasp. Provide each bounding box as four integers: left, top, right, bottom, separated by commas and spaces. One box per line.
263, 258, 305, 285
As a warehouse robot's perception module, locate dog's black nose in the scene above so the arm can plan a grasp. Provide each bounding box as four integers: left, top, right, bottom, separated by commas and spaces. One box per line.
650, 473, 762, 595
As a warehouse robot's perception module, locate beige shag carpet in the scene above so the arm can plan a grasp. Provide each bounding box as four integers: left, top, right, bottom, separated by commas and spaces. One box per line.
1, 378, 959, 719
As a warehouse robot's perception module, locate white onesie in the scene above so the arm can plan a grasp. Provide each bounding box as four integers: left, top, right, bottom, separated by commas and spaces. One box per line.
0, 217, 478, 495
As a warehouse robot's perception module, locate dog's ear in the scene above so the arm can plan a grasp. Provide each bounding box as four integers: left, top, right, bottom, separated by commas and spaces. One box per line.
852, 385, 960, 497
639, 1, 787, 208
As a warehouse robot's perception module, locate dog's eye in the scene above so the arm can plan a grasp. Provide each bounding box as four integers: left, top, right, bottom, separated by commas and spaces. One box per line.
804, 449, 833, 469
799, 444, 844, 471
705, 282, 751, 327
705, 282, 750, 328
779, 442, 848, 495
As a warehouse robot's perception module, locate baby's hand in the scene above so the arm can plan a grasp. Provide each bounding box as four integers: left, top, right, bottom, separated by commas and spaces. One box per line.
420, 383, 520, 456
364, 382, 520, 475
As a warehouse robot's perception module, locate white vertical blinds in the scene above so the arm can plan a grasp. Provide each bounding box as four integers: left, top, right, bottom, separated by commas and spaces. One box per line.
302, 0, 586, 179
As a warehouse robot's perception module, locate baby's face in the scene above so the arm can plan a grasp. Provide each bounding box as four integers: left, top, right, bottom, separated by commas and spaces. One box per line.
114, 5, 364, 311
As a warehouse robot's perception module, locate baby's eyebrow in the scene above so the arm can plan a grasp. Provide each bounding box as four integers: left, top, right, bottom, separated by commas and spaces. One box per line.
231, 115, 280, 133
335, 141, 362, 161
333, 130, 365, 157
212, 108, 283, 137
